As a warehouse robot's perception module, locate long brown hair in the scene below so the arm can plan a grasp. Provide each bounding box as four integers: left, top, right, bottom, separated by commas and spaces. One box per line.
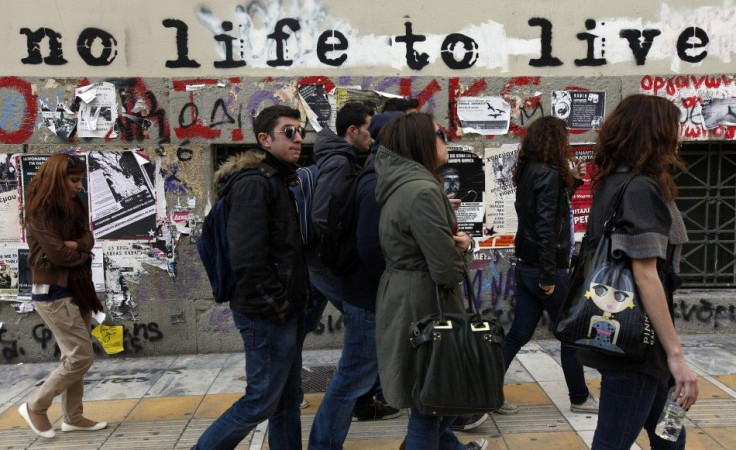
378, 112, 440, 174
592, 94, 684, 201
512, 116, 574, 188
24, 154, 86, 237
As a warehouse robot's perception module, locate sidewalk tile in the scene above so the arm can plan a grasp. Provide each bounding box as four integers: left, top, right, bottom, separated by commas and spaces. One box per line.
696, 376, 731, 399
702, 426, 736, 449
503, 382, 551, 405
77, 399, 139, 423
715, 374, 736, 391
194, 393, 242, 418
127, 395, 202, 421
504, 431, 587, 449
636, 425, 725, 449
0, 403, 61, 429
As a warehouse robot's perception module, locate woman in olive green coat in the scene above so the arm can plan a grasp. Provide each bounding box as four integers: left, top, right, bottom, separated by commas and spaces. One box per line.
374, 113, 481, 450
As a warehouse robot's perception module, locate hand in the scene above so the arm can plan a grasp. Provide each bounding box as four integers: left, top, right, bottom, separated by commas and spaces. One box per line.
667, 353, 699, 410
447, 194, 461, 211
63, 240, 78, 250
540, 284, 555, 295
573, 160, 587, 179
453, 231, 472, 253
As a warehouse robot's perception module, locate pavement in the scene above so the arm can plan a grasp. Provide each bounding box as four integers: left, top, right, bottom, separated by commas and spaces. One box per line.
1, 334, 736, 449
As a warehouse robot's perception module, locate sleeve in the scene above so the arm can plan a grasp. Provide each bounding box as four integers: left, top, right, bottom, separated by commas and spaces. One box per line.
355, 174, 384, 284
534, 167, 560, 286
74, 200, 94, 252
409, 186, 465, 288
611, 178, 671, 261
227, 176, 286, 303
27, 219, 89, 268
311, 155, 353, 234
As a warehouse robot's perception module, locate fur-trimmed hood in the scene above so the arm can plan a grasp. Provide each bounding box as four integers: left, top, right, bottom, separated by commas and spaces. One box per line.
214, 150, 266, 184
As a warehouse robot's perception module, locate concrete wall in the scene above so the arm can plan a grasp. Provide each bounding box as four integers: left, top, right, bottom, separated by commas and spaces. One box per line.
1, 1, 735, 363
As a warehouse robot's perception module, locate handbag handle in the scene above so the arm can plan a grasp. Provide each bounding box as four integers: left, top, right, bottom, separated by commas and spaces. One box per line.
433, 269, 481, 323
603, 174, 637, 235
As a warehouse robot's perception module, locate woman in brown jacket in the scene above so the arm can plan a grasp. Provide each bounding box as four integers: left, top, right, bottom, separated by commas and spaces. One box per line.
18, 153, 106, 439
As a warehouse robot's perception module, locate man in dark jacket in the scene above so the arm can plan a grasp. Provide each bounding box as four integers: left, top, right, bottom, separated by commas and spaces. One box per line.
194, 105, 309, 450
303, 102, 374, 330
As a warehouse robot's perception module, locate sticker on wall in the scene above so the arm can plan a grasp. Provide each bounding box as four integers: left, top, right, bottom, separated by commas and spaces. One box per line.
75, 82, 118, 138
438, 147, 485, 237
552, 91, 606, 130
88, 151, 156, 239
457, 97, 511, 135
91, 324, 125, 354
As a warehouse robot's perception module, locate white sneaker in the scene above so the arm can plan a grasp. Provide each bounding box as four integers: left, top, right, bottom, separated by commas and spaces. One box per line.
466, 438, 488, 450
492, 401, 519, 415
300, 399, 309, 409
570, 394, 599, 414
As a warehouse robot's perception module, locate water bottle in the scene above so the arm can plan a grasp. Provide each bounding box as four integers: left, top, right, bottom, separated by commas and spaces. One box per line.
655, 387, 685, 442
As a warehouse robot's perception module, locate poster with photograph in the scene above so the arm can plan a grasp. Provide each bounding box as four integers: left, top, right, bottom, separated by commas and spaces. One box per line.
88, 151, 156, 239
484, 145, 519, 236
40, 105, 77, 140
571, 144, 596, 240
298, 84, 333, 132
0, 154, 20, 243
552, 91, 606, 130
17, 246, 31, 301
0, 248, 19, 301
457, 96, 511, 135
75, 82, 118, 138
438, 147, 485, 237
701, 98, 736, 129
335, 88, 401, 112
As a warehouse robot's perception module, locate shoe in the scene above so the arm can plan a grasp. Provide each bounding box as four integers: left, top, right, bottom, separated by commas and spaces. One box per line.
466, 438, 488, 450
492, 401, 519, 415
450, 413, 488, 431
18, 403, 56, 439
61, 421, 108, 432
300, 399, 309, 409
352, 400, 401, 421
570, 394, 599, 414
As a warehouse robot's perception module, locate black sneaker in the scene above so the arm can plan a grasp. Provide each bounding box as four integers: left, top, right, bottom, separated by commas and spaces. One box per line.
450, 413, 489, 431
352, 400, 401, 421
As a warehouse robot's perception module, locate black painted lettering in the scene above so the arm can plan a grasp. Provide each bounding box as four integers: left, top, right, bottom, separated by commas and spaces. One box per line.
528, 18, 563, 67
267, 18, 301, 67
677, 27, 709, 63
214, 21, 246, 68
19, 27, 67, 65
440, 33, 479, 69
210, 98, 235, 127
574, 19, 606, 66
395, 22, 429, 70
619, 29, 661, 65
77, 28, 118, 66
317, 29, 348, 66
162, 19, 201, 68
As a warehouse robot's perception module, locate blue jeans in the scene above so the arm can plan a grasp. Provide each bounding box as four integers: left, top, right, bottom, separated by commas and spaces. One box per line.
503, 260, 590, 404
406, 408, 464, 450
593, 369, 686, 449
304, 265, 344, 333
193, 311, 304, 450
308, 303, 379, 449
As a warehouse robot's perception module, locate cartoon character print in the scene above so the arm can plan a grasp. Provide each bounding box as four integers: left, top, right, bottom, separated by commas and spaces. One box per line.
575, 264, 636, 354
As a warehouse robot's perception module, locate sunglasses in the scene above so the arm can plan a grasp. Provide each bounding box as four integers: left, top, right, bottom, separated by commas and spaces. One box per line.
272, 125, 307, 141
436, 127, 448, 144
67, 155, 80, 168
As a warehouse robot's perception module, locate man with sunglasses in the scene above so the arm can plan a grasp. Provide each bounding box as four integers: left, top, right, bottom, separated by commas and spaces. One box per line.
193, 105, 310, 450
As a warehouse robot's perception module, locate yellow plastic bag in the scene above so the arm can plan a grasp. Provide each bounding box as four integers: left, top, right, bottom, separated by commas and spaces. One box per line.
91, 324, 124, 354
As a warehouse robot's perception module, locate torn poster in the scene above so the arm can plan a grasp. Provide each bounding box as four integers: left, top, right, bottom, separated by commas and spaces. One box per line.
571, 144, 596, 241
91, 244, 105, 292
0, 154, 20, 243
438, 147, 485, 237
91, 324, 125, 354
0, 247, 19, 301
701, 98, 736, 129
75, 82, 118, 138
484, 145, 519, 236
16, 245, 31, 301
40, 105, 77, 140
552, 91, 606, 130
335, 88, 402, 113
298, 84, 333, 132
457, 96, 511, 135
88, 151, 156, 239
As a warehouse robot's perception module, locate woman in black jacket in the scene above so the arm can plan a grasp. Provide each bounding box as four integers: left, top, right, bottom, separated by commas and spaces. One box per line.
504, 117, 597, 413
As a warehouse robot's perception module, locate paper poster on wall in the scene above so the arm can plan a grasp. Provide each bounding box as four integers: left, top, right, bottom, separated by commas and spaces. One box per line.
483, 145, 519, 239
19, 154, 90, 242
701, 98, 736, 129
88, 151, 156, 239
298, 84, 333, 132
438, 147, 485, 237
0, 154, 20, 243
0, 248, 19, 301
16, 245, 31, 301
571, 144, 596, 240
75, 82, 118, 138
91, 244, 105, 292
552, 91, 606, 130
457, 97, 511, 135
40, 105, 77, 140
335, 88, 401, 112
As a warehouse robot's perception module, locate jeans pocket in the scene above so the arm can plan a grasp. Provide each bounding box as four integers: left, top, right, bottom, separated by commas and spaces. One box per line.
236, 315, 270, 351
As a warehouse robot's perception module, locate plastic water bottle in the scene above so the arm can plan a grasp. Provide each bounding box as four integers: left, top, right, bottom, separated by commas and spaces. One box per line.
655, 387, 685, 442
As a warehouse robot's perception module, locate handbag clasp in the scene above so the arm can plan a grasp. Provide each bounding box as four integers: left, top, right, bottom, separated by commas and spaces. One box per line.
433, 321, 453, 330
471, 321, 490, 332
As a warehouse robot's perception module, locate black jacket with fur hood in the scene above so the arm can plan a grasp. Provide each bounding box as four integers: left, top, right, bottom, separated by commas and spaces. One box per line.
214, 149, 309, 322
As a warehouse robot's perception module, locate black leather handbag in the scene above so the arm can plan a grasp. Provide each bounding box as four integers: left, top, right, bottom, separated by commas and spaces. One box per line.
409, 272, 505, 416
554, 175, 656, 361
